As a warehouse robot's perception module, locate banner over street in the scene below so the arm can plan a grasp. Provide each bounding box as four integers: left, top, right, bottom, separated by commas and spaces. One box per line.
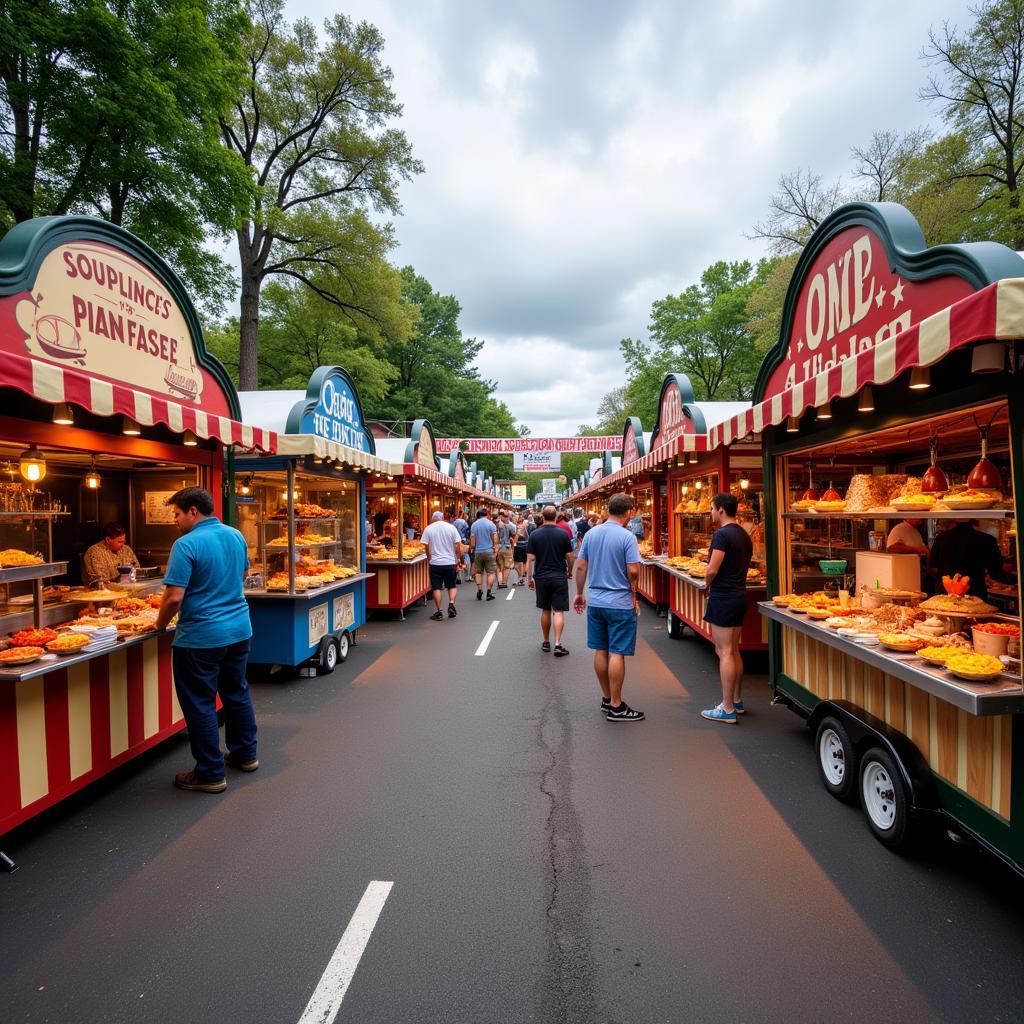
437, 436, 619, 454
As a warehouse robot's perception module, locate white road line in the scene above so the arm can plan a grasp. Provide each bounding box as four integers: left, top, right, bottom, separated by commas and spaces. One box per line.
506, 587, 516, 601
475, 620, 500, 656
298, 881, 394, 1024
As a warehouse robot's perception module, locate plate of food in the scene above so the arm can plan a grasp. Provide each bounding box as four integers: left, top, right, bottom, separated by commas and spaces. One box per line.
9, 627, 58, 647
0, 549, 44, 568
806, 608, 834, 620
0, 645, 44, 666
945, 652, 1006, 681
46, 633, 92, 655
850, 632, 880, 645
810, 500, 846, 512
772, 594, 797, 606
892, 495, 937, 511
878, 632, 927, 652
917, 645, 959, 666
941, 489, 1000, 510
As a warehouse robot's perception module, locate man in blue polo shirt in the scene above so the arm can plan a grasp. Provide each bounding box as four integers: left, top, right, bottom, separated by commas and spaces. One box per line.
155, 486, 256, 793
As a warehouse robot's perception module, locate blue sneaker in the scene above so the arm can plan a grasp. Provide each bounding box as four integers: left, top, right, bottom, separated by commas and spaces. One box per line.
733, 701, 746, 715
701, 703, 737, 724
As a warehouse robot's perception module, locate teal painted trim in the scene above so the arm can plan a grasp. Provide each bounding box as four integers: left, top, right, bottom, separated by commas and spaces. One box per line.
648, 373, 698, 450
283, 365, 376, 454
447, 448, 467, 479
621, 415, 647, 460
0, 215, 241, 419
933, 776, 1018, 861
753, 201, 1024, 403
777, 673, 818, 714
681, 403, 708, 433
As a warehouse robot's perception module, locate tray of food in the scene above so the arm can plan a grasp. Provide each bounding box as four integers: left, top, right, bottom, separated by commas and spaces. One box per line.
0, 645, 45, 666
0, 557, 68, 584
46, 633, 93, 655
878, 632, 928, 652
917, 645, 960, 666
891, 494, 938, 512
945, 652, 1006, 682
9, 627, 58, 647
939, 489, 1001, 510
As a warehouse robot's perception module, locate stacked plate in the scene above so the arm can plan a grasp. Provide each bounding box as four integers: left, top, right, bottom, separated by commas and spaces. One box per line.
68, 624, 119, 653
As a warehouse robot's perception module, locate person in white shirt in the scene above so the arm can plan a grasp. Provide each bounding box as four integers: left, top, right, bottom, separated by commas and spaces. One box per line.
886, 518, 929, 558
421, 511, 466, 620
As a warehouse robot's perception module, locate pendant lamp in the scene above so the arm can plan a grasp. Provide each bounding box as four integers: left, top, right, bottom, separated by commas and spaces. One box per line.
967, 415, 1002, 492
921, 436, 948, 494
800, 463, 819, 503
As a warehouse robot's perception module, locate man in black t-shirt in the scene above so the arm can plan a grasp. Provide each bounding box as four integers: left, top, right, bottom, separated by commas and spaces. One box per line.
700, 493, 754, 726
573, 507, 590, 552
526, 505, 574, 656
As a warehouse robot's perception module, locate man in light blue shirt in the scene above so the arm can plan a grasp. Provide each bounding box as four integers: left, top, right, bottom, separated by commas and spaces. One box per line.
574, 492, 644, 722
156, 487, 256, 792
469, 508, 498, 600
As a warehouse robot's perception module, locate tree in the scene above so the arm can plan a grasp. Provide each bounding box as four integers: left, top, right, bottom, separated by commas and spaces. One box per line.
745, 255, 797, 354
593, 384, 629, 433
850, 128, 932, 202
0, 0, 253, 309
221, 0, 423, 388
921, 0, 1024, 247
206, 278, 400, 400
747, 168, 843, 254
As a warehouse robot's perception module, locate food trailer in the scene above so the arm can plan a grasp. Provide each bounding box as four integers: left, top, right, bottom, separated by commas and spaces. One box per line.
0, 217, 272, 863
715, 202, 1024, 865
235, 368, 392, 675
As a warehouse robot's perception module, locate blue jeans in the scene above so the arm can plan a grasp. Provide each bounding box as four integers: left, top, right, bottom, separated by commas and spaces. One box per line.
172, 639, 257, 781
586, 605, 638, 655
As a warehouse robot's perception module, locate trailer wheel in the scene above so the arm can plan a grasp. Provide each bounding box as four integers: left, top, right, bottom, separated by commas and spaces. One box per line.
815, 716, 857, 802
337, 631, 350, 663
859, 747, 913, 849
667, 612, 682, 639
317, 637, 339, 675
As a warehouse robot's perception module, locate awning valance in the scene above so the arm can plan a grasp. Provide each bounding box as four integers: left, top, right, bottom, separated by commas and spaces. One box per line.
708, 277, 1024, 451
393, 462, 509, 506
6, 356, 275, 452
274, 433, 391, 472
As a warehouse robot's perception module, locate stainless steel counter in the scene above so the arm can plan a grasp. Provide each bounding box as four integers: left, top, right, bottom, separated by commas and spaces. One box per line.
659, 564, 767, 593
244, 573, 374, 600
364, 555, 427, 567
760, 602, 1024, 716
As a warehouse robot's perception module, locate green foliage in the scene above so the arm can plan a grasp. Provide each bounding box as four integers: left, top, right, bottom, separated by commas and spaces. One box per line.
0, 0, 253, 312
223, 0, 423, 387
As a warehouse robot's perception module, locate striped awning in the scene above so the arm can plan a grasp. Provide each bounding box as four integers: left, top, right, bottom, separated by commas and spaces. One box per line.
707, 277, 1024, 450
392, 462, 509, 506
5, 356, 275, 452
275, 434, 392, 472
571, 433, 709, 503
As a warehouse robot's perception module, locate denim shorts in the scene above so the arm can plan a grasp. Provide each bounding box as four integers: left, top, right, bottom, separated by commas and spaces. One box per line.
587, 605, 638, 655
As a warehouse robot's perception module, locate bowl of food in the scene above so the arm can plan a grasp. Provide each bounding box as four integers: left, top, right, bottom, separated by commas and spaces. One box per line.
0, 645, 44, 666
878, 632, 927, 652
917, 645, 959, 666
46, 633, 92, 655
945, 652, 1005, 681
972, 622, 1020, 656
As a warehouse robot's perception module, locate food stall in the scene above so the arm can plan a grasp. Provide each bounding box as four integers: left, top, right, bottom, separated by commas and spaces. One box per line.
368, 421, 499, 617
712, 201, 1024, 864
235, 367, 392, 674
0, 217, 273, 859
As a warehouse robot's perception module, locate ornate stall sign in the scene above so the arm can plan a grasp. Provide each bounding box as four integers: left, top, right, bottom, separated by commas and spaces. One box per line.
649, 374, 700, 451
621, 417, 646, 467
286, 366, 376, 452
402, 419, 439, 469
0, 223, 237, 417
448, 449, 468, 483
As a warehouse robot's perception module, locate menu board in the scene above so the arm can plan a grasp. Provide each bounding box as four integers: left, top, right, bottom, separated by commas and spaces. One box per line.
144, 491, 177, 525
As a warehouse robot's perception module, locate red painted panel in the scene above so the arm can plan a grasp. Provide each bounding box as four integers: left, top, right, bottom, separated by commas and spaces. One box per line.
126, 645, 145, 748
43, 670, 71, 792
0, 682, 21, 822
158, 634, 174, 729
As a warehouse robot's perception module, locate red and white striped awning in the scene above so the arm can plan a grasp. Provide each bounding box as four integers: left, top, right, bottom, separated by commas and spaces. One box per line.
5, 357, 275, 452
393, 462, 509, 506
706, 277, 1024, 451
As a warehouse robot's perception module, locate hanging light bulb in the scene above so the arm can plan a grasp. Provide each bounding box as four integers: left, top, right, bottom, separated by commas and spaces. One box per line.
52, 403, 74, 425
786, 415, 800, 433
681, 484, 689, 495
921, 436, 948, 494
695, 479, 703, 491
909, 366, 931, 390
182, 429, 199, 447
238, 475, 253, 497
84, 457, 101, 490
816, 402, 832, 420
688, 452, 698, 464
857, 386, 875, 413
18, 445, 46, 483
122, 415, 142, 436
739, 478, 750, 490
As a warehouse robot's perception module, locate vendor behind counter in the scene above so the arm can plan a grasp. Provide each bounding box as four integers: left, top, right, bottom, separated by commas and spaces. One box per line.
927, 519, 1016, 601
82, 522, 140, 586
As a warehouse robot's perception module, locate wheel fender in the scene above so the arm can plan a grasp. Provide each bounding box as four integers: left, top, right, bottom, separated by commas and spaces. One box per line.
807, 700, 940, 812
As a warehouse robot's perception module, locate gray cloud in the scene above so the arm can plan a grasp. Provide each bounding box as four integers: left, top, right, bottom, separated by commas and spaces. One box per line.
293, 0, 975, 433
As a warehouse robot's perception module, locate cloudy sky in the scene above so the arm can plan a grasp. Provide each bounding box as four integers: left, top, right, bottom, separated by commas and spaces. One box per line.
290, 0, 973, 435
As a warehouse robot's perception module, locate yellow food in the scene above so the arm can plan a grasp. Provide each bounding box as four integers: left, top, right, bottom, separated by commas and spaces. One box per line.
47, 633, 92, 652
0, 549, 43, 568
878, 632, 927, 651
919, 593, 998, 615
917, 646, 958, 663
0, 645, 43, 663
945, 652, 1004, 677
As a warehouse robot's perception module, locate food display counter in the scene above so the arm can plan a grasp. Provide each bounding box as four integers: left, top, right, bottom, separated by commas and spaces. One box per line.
708, 201, 1024, 866
236, 367, 392, 670
0, 216, 273, 857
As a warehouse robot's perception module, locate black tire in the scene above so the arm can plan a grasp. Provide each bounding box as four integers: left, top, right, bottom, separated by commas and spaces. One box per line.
337, 631, 350, 663
815, 716, 858, 803
859, 746, 914, 849
317, 637, 339, 676
667, 612, 682, 639
246, 663, 273, 683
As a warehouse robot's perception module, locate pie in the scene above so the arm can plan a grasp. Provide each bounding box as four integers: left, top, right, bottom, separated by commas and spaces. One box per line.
10, 627, 58, 647
0, 645, 44, 664
0, 549, 44, 568
47, 633, 92, 653
919, 594, 998, 616
942, 489, 1001, 510
878, 632, 928, 652
945, 652, 1005, 678
810, 500, 846, 511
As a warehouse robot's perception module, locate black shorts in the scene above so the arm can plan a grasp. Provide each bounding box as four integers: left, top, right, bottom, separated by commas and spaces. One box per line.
704, 591, 747, 628
429, 564, 458, 591
535, 577, 569, 612
513, 543, 528, 562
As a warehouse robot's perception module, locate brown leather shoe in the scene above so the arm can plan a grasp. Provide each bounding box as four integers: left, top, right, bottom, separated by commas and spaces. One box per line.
174, 770, 226, 793
225, 751, 259, 772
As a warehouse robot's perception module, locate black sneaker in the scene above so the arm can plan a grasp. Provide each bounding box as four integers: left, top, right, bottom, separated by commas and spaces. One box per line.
486, 591, 496, 601
455, 578, 462, 585
553, 644, 569, 657
541, 641, 551, 653
430, 610, 444, 621
448, 604, 457, 618
476, 590, 483, 601
600, 697, 611, 713
606, 702, 645, 722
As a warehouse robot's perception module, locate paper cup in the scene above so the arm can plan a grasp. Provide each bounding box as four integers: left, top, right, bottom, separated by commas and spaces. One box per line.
972, 628, 1009, 656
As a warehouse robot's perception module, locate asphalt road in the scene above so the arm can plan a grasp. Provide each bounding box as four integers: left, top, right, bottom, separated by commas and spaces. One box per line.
3, 580, 1024, 1024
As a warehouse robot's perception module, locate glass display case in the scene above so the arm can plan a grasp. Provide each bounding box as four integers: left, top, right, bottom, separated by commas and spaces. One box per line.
235, 470, 360, 593
669, 473, 718, 556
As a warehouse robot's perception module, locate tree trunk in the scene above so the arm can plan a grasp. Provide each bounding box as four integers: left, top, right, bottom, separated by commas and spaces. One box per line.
239, 263, 261, 390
